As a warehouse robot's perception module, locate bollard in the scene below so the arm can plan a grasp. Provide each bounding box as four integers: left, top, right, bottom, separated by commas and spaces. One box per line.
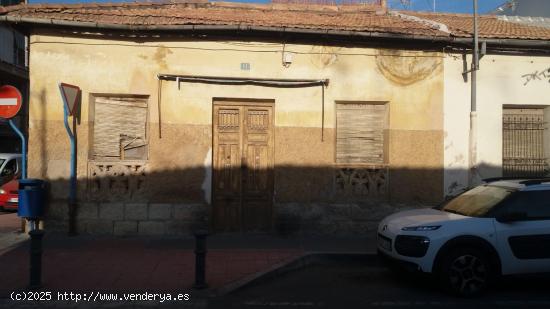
193, 230, 209, 289
68, 201, 77, 236
29, 229, 44, 289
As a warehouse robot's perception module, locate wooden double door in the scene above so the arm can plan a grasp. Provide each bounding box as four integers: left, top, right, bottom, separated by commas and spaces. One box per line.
212, 100, 274, 232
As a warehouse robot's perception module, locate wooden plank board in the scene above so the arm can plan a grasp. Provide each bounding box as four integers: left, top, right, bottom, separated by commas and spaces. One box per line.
336, 103, 388, 164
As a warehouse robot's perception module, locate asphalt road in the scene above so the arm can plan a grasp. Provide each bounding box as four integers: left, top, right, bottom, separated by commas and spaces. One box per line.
212, 256, 550, 309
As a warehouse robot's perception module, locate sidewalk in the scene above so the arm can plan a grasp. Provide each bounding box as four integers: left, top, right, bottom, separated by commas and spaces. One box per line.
0, 231, 376, 298
0, 212, 21, 234
0, 213, 26, 256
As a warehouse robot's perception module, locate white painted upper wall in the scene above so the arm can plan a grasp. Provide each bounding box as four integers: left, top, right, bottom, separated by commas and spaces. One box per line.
444, 53, 550, 196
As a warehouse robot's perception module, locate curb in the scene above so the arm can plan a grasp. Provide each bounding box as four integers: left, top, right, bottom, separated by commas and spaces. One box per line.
215, 251, 379, 296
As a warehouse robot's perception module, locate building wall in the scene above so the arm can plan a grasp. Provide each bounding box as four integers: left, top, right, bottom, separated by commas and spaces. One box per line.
0, 25, 26, 66
498, 0, 550, 17
28, 32, 444, 235
443, 54, 550, 197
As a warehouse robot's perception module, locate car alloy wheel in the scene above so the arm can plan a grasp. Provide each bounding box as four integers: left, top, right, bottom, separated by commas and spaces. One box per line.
448, 254, 488, 296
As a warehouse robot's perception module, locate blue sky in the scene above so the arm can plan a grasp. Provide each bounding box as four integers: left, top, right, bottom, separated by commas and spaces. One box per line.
27, 0, 509, 14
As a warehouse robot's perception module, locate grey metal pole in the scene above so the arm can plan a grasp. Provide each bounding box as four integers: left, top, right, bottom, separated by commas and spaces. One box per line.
194, 230, 209, 289
469, 0, 479, 187
29, 229, 44, 289
472, 0, 479, 113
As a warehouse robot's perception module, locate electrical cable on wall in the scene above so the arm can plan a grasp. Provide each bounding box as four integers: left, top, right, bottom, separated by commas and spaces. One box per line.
156, 74, 330, 141
30, 41, 445, 58
157, 78, 162, 139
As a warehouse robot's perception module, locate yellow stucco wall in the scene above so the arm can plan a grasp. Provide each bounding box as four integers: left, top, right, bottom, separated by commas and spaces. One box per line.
28, 32, 444, 204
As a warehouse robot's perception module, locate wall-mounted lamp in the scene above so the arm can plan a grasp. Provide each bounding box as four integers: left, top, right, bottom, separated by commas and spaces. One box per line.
283, 51, 293, 68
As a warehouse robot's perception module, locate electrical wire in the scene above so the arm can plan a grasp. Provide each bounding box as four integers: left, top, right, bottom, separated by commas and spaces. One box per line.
29, 40, 445, 58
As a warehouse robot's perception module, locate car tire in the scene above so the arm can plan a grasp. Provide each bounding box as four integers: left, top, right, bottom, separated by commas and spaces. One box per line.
436, 247, 494, 297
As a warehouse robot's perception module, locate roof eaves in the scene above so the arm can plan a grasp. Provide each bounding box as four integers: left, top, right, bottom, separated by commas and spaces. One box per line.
0, 13, 451, 42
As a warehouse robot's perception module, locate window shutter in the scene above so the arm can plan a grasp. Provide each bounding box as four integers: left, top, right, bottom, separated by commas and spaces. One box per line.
336, 103, 387, 164
93, 97, 148, 159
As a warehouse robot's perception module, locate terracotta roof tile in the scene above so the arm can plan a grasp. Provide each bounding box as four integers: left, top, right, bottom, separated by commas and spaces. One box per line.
1, 1, 550, 40
409, 11, 550, 40
0, 1, 447, 37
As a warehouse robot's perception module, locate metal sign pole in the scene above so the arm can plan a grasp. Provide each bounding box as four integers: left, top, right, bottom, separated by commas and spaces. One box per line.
0, 85, 27, 232
2, 85, 44, 288
7, 115, 28, 233
7, 119, 26, 180
60, 85, 77, 235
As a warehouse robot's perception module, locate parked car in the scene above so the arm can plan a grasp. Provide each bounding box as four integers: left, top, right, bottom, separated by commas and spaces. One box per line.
0, 178, 18, 211
0, 153, 21, 186
377, 178, 550, 296
0, 153, 22, 211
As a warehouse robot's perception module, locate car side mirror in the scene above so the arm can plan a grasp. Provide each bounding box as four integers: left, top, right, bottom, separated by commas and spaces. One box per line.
496, 211, 527, 223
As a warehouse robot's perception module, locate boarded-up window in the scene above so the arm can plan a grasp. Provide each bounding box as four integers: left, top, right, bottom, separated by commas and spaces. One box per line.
92, 96, 148, 160
336, 102, 388, 164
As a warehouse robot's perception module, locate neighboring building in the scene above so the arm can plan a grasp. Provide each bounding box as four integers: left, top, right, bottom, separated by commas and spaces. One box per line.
495, 0, 550, 17
494, 0, 550, 30
408, 11, 550, 196
0, 0, 27, 153
0, 1, 549, 235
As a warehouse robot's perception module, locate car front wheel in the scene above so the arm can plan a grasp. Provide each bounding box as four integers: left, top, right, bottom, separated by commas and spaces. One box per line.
437, 247, 494, 297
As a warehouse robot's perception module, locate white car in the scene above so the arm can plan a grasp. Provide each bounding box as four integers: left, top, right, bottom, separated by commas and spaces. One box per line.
377, 178, 550, 296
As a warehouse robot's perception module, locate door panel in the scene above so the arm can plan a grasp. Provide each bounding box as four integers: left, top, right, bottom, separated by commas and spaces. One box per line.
495, 220, 550, 274
217, 144, 241, 194
494, 190, 550, 274
245, 145, 267, 193
213, 103, 274, 232
213, 106, 243, 232
242, 106, 274, 231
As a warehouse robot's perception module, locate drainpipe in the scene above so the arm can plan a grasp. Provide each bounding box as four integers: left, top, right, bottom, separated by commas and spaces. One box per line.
468, 0, 479, 187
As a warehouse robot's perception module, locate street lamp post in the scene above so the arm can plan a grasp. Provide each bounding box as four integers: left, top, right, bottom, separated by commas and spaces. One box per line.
468, 0, 479, 187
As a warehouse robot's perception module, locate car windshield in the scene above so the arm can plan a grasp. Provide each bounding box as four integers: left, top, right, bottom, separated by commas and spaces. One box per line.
440, 185, 514, 217
0, 159, 4, 170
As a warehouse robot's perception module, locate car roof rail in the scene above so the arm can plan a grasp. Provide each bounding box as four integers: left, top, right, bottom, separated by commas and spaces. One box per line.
482, 177, 529, 183
518, 178, 550, 186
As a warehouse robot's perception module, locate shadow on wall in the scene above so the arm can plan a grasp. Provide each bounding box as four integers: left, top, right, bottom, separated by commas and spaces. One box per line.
38, 88, 47, 178
30, 163, 507, 236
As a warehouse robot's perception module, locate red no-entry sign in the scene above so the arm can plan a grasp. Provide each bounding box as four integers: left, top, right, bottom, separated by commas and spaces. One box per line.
0, 85, 23, 119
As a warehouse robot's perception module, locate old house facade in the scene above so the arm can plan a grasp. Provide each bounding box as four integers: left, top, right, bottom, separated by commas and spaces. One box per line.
1, 1, 549, 235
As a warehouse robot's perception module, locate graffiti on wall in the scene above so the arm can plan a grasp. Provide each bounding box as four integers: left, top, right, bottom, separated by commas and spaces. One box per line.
522, 67, 550, 85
